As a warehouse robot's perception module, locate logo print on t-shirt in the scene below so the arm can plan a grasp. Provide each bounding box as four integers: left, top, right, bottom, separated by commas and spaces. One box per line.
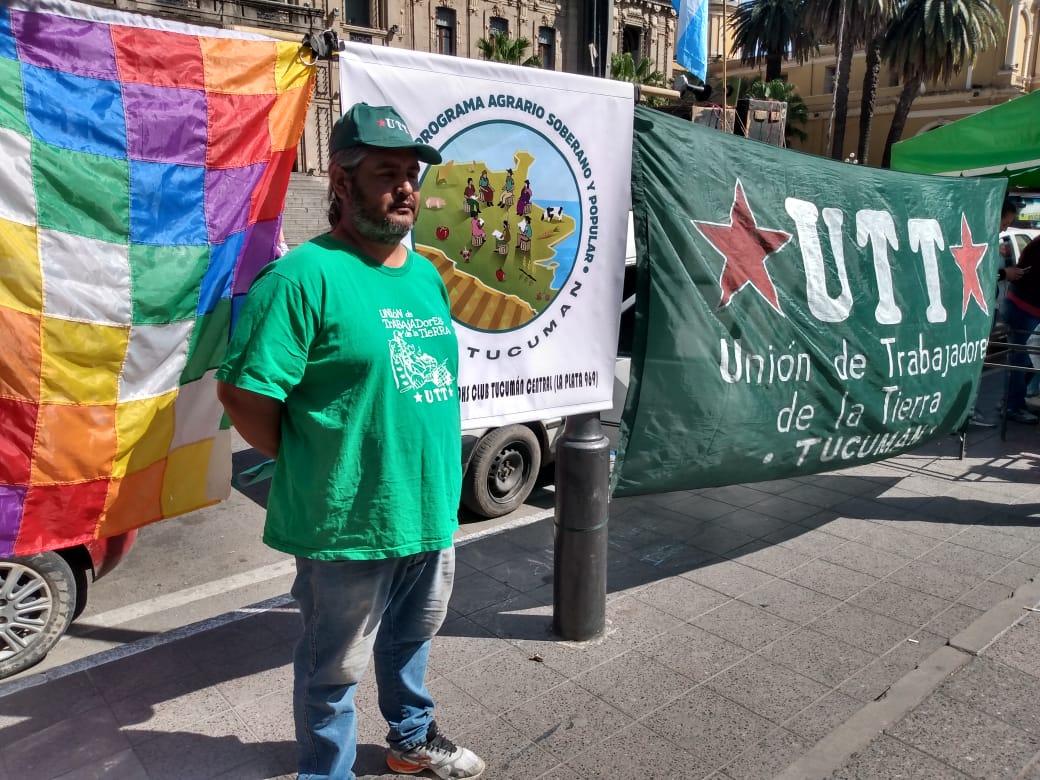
389, 331, 455, 400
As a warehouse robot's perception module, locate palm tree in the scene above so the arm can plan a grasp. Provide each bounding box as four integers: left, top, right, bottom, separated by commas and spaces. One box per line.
476, 31, 540, 67
880, 0, 1004, 167
730, 0, 816, 81
609, 52, 666, 87
807, 0, 894, 160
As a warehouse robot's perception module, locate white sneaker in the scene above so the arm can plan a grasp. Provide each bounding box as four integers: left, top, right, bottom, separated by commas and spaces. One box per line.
386, 721, 485, 779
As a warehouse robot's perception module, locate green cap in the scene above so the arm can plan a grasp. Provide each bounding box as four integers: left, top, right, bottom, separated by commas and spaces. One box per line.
331, 103, 441, 164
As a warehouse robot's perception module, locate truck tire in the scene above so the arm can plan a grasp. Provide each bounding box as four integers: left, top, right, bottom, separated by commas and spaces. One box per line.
0, 553, 77, 679
462, 425, 542, 518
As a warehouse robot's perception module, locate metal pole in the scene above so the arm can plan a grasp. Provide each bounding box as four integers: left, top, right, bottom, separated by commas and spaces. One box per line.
553, 412, 609, 641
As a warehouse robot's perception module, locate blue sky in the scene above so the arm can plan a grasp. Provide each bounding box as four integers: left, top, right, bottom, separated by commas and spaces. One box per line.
437, 121, 580, 203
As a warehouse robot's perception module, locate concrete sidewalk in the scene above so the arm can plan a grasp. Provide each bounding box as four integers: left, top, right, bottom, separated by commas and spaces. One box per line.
3, 421, 1040, 779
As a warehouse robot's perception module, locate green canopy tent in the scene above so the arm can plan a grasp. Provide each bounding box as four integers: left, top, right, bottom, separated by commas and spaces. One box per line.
891, 90, 1040, 189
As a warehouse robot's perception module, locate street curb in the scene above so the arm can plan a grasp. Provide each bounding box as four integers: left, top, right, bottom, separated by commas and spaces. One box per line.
949, 576, 1040, 655
775, 577, 1040, 780
0, 507, 554, 700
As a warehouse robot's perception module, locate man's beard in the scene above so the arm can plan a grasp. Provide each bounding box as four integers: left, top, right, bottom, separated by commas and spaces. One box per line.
349, 196, 414, 244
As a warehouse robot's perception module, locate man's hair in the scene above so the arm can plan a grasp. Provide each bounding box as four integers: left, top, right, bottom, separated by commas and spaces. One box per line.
327, 147, 369, 227
1003, 197, 1021, 217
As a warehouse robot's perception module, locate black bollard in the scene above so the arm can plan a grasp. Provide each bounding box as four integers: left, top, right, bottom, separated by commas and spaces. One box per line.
553, 412, 609, 641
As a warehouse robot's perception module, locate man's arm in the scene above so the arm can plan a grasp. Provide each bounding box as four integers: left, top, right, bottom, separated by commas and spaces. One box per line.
217, 382, 283, 459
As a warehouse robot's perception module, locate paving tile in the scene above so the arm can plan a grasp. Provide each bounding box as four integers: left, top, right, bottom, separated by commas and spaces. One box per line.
848, 581, 951, 628
738, 578, 843, 625
691, 599, 800, 651
839, 630, 948, 702
985, 615, 1040, 679
565, 722, 712, 779
572, 650, 695, 718
633, 541, 718, 576
720, 727, 812, 779
707, 510, 791, 539
465, 593, 553, 642
779, 482, 854, 509
888, 692, 1040, 778
852, 524, 941, 559
110, 670, 235, 746
212, 752, 295, 779
745, 494, 822, 522
878, 517, 964, 541
3, 705, 131, 780
988, 559, 1040, 588
90, 643, 201, 704
425, 676, 498, 737
51, 749, 150, 780
957, 580, 1015, 611
210, 642, 293, 709
761, 526, 847, 557
699, 484, 772, 508
832, 734, 971, 779
605, 554, 665, 596
822, 540, 913, 578
177, 617, 284, 672
761, 627, 877, 688
505, 518, 556, 552
502, 682, 632, 761
807, 604, 916, 655
133, 708, 263, 780
463, 717, 564, 779
780, 558, 878, 600
666, 495, 739, 522
704, 654, 830, 724
920, 543, 1010, 579
535, 764, 583, 780
446, 647, 567, 714
682, 522, 757, 555
644, 686, 775, 770
629, 575, 730, 622
948, 526, 1039, 559
605, 594, 687, 647
483, 552, 554, 592
447, 570, 524, 616
681, 559, 777, 597
725, 540, 814, 576
428, 615, 513, 675
828, 497, 901, 523
456, 534, 531, 571
637, 623, 751, 683
797, 515, 876, 542
939, 656, 1040, 736
885, 560, 979, 600
810, 473, 896, 497
925, 603, 985, 640
607, 519, 671, 555
0, 671, 101, 744
782, 690, 863, 742
236, 689, 294, 745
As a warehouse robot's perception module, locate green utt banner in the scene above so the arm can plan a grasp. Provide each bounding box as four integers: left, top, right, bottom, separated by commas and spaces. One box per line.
614, 106, 1006, 497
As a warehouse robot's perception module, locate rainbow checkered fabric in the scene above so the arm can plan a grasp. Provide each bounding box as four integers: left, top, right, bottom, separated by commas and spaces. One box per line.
0, 0, 314, 555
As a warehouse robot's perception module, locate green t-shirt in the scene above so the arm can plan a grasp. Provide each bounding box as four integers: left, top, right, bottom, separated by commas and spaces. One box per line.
217, 234, 462, 560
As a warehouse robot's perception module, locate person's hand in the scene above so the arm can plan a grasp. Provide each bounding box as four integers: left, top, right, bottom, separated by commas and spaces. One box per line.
1006, 266, 1027, 281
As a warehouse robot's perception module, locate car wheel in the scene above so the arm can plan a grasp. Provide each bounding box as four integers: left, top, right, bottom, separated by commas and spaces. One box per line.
462, 425, 542, 518
0, 553, 77, 679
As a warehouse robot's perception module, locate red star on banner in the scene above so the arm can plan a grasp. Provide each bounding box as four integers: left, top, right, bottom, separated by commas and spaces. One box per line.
949, 214, 989, 317
692, 180, 792, 314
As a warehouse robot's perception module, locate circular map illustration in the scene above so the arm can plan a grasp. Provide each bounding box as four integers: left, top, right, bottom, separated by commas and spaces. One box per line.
413, 121, 582, 332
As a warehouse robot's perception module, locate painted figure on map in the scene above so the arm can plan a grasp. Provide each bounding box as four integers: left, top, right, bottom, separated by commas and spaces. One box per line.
498, 169, 515, 208
516, 180, 532, 216
516, 215, 532, 252
478, 170, 494, 207
470, 216, 485, 247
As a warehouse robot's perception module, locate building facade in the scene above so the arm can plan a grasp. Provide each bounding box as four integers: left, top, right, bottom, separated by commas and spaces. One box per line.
705, 0, 1038, 165
103, 0, 674, 175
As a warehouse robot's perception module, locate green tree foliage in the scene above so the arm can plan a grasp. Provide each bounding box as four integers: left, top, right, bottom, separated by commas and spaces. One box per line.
730, 0, 817, 82
476, 31, 540, 67
880, 0, 1004, 166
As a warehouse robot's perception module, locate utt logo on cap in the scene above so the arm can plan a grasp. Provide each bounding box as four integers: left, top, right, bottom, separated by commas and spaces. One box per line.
378, 117, 408, 132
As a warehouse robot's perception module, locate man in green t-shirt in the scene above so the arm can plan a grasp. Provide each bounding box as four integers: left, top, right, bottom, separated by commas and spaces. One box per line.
217, 103, 485, 780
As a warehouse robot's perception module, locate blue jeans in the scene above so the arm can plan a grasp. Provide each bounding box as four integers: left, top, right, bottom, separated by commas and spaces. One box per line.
292, 547, 455, 780
1001, 298, 1040, 412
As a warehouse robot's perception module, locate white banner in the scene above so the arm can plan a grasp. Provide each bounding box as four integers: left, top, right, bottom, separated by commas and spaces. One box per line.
339, 45, 633, 427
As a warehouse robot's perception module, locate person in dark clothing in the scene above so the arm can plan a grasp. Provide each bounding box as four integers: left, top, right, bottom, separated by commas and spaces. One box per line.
1001, 199, 1040, 423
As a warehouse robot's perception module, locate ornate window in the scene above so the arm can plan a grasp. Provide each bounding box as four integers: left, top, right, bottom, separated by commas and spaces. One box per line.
435, 7, 456, 55
489, 16, 508, 36
538, 26, 556, 69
